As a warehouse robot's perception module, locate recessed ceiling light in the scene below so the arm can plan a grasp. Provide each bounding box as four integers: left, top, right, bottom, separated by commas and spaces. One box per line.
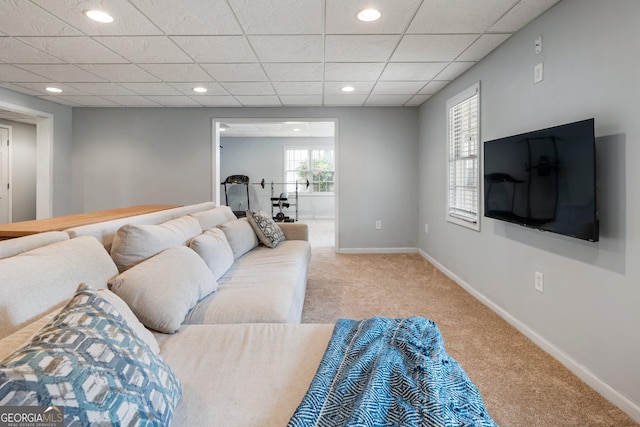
357, 8, 381, 22
293, 128, 301, 132
193, 87, 207, 93
83, 9, 114, 23
341, 86, 355, 92
45, 87, 62, 93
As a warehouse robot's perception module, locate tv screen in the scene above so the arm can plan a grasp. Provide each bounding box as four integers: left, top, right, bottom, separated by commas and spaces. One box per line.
483, 118, 599, 242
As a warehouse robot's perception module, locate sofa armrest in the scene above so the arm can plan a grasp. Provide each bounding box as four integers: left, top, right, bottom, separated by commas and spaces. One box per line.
277, 222, 309, 241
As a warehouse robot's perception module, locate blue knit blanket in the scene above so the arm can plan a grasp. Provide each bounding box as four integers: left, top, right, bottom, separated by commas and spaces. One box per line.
288, 317, 498, 427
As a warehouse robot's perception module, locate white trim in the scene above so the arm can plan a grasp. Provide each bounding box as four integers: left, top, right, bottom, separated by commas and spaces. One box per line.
0, 101, 53, 219
418, 248, 640, 424
0, 125, 12, 223
338, 247, 418, 254
211, 119, 221, 205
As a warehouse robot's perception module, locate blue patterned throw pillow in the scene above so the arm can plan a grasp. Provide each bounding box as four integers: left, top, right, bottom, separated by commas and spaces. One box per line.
246, 210, 286, 248
0, 284, 182, 426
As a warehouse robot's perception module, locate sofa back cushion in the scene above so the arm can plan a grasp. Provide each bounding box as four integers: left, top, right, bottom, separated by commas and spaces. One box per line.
0, 236, 118, 340
110, 215, 202, 272
189, 228, 235, 280
218, 218, 259, 260
189, 205, 237, 230
0, 231, 69, 259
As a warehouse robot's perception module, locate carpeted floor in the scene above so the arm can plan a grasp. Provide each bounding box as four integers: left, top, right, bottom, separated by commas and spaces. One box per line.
301, 219, 638, 427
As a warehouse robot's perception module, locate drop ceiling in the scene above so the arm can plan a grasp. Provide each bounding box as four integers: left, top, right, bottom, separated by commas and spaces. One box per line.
0, 0, 560, 108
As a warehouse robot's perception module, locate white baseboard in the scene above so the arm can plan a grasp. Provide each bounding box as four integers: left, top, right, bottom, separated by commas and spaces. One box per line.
337, 247, 418, 254
418, 249, 640, 424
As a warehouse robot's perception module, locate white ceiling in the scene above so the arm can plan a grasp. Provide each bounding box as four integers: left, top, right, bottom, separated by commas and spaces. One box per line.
0, 0, 560, 108
220, 121, 335, 138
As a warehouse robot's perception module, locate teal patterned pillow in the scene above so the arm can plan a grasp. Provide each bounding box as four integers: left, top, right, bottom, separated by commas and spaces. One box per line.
0, 284, 182, 426
246, 210, 286, 248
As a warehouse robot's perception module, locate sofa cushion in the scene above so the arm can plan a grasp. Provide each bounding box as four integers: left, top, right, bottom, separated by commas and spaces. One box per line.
0, 284, 182, 426
0, 236, 119, 340
189, 205, 237, 230
218, 217, 259, 260
0, 231, 69, 259
109, 246, 218, 334
246, 210, 286, 248
110, 214, 202, 272
189, 228, 234, 280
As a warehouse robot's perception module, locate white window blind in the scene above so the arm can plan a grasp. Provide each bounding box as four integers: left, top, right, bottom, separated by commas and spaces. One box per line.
446, 83, 480, 230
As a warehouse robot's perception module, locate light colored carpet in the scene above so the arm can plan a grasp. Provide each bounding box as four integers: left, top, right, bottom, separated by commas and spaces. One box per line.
301, 219, 637, 427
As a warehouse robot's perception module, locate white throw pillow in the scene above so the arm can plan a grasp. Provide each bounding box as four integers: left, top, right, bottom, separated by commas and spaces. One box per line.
189, 228, 235, 280
218, 218, 259, 260
110, 215, 202, 272
108, 246, 218, 334
189, 206, 237, 230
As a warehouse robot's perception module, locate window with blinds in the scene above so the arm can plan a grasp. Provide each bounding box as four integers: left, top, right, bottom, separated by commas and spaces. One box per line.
446, 82, 480, 230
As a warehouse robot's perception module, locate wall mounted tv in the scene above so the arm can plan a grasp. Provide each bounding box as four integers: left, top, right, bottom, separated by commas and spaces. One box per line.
483, 118, 599, 242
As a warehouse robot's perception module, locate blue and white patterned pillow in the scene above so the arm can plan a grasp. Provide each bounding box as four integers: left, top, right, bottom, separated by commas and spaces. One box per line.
0, 284, 182, 426
246, 210, 286, 248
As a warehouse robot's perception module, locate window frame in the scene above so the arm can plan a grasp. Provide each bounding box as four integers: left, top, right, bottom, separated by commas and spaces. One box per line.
283, 146, 335, 196
445, 82, 481, 231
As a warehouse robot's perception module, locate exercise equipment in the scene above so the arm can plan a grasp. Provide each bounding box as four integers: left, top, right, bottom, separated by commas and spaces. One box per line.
222, 175, 250, 217
254, 179, 310, 222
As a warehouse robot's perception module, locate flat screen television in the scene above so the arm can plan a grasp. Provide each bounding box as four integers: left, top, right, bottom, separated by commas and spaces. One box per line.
483, 118, 599, 242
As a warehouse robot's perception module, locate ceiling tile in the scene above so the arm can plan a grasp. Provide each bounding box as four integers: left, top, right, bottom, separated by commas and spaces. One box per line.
489, 0, 560, 32
235, 96, 282, 107
324, 63, 385, 81
37, 95, 82, 106
0, 83, 44, 97
0, 1, 82, 36
371, 81, 427, 95
392, 34, 479, 62
228, 0, 322, 34
201, 63, 268, 82
172, 36, 257, 63
16, 64, 106, 82
280, 95, 323, 106
406, 94, 432, 106
323, 94, 367, 106
0, 38, 63, 63
419, 80, 450, 94
30, 0, 161, 36
273, 82, 323, 95
169, 82, 228, 96
101, 96, 161, 107
194, 96, 242, 107
325, 35, 400, 62
408, 0, 519, 33
365, 94, 413, 105
249, 36, 322, 62
130, 0, 242, 35
379, 62, 448, 81
11, 82, 90, 96
458, 34, 512, 61
138, 64, 213, 82
0, 65, 52, 82
94, 37, 193, 63
66, 83, 135, 96
144, 96, 202, 106
325, 0, 422, 34
436, 62, 476, 80
47, 95, 119, 106
263, 63, 323, 81
18, 37, 127, 63
324, 81, 374, 95
119, 82, 183, 96
220, 82, 275, 96
75, 64, 161, 82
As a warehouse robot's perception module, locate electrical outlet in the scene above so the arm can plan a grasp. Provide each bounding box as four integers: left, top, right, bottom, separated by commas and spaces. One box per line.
376, 220, 382, 230
534, 271, 544, 293
424, 224, 429, 234
534, 62, 544, 83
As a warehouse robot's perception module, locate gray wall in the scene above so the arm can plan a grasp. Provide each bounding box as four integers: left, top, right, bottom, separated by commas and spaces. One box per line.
0, 119, 36, 221
0, 87, 73, 217
220, 136, 334, 219
418, 0, 640, 413
72, 107, 419, 250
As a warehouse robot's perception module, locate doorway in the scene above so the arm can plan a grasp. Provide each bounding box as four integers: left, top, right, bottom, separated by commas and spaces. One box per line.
212, 118, 339, 250
0, 126, 10, 224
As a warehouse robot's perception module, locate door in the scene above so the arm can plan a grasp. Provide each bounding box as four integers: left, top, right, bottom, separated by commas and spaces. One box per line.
0, 126, 10, 224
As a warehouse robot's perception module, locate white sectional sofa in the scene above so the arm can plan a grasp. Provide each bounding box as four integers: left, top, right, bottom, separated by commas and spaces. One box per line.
0, 202, 324, 425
